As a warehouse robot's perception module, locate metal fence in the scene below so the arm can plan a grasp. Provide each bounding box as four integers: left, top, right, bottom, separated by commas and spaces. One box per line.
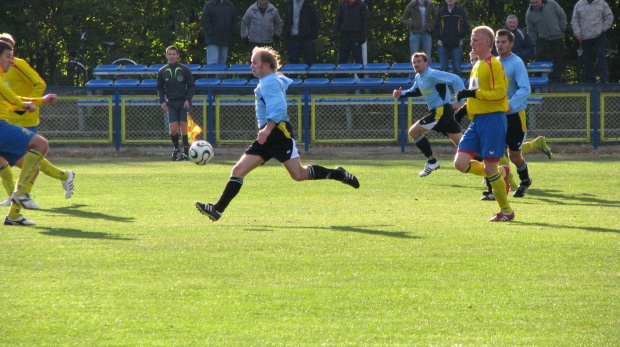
41, 85, 620, 150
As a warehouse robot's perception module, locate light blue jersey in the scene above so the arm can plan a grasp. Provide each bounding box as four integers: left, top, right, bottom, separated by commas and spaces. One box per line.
499, 53, 530, 113
402, 67, 466, 110
255, 73, 293, 128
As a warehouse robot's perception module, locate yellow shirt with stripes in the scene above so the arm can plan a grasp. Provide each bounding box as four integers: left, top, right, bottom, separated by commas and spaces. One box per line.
5, 57, 46, 127
466, 55, 508, 120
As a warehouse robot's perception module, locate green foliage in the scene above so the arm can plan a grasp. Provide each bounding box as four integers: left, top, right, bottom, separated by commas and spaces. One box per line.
2, 0, 619, 82
0, 155, 618, 344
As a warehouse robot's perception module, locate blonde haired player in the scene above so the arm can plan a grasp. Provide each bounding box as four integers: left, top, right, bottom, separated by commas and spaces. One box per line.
454, 26, 514, 222
195, 46, 359, 221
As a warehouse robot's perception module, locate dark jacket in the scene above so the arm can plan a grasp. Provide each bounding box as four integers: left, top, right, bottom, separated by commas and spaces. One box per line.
201, 0, 237, 46
434, 4, 468, 49
333, 0, 370, 37
492, 26, 535, 62
157, 63, 195, 104
282, 0, 320, 40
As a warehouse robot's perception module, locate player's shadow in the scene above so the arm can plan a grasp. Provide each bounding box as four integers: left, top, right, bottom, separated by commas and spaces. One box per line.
246, 225, 420, 239
509, 221, 619, 233
37, 227, 136, 240
37, 204, 135, 223
446, 183, 620, 207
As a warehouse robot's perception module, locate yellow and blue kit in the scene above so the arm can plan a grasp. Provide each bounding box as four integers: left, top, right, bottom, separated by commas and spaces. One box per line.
4, 57, 46, 127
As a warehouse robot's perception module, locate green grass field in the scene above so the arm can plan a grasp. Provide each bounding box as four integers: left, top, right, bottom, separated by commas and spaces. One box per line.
1, 154, 618, 345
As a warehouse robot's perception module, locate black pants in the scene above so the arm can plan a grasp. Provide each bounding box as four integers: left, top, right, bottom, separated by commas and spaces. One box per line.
287, 37, 316, 66
536, 38, 564, 83
338, 35, 363, 65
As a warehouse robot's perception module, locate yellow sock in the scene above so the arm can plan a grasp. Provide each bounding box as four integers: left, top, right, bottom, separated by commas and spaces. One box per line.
8, 202, 21, 219
0, 163, 15, 196
40, 159, 68, 181
489, 169, 512, 214
465, 160, 486, 177
521, 139, 538, 154
499, 156, 517, 188
16, 150, 44, 196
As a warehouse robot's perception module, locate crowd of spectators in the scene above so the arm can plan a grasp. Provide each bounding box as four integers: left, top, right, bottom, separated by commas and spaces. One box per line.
200, 0, 614, 83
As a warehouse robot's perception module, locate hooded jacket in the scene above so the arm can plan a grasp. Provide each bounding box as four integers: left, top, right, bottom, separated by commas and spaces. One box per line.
526, 0, 567, 42
241, 2, 283, 44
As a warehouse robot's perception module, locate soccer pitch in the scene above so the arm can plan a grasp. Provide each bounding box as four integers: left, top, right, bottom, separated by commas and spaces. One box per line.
1, 154, 618, 345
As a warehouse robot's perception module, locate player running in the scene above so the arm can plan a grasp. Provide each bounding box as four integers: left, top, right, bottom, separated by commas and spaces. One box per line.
393, 52, 467, 177
195, 46, 359, 221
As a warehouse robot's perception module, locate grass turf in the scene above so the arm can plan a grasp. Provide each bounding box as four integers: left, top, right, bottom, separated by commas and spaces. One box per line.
1, 155, 618, 345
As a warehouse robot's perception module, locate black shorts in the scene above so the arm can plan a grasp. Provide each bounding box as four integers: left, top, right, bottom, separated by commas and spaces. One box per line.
506, 112, 527, 151
245, 122, 299, 163
419, 105, 461, 136
166, 99, 188, 123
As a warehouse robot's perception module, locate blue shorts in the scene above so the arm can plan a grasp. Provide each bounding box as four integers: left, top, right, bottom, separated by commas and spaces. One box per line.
458, 112, 507, 160
25, 126, 38, 133
0, 121, 36, 166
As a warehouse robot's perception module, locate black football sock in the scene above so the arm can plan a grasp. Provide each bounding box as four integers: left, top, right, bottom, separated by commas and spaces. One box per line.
170, 133, 180, 150
308, 165, 344, 181
413, 134, 434, 159
516, 160, 530, 183
182, 135, 189, 155
214, 177, 243, 212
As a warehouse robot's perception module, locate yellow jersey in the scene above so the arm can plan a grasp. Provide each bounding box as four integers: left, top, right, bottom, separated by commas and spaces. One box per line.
0, 69, 43, 122
5, 57, 46, 127
466, 55, 509, 120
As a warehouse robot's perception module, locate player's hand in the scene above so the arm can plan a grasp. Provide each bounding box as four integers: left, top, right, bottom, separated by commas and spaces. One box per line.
257, 127, 272, 145
161, 102, 168, 113
42, 94, 58, 105
392, 87, 402, 98
22, 102, 37, 113
454, 103, 467, 123
183, 100, 191, 109
456, 89, 476, 100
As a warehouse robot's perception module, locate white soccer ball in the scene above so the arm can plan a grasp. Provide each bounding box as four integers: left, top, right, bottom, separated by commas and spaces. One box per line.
189, 140, 214, 165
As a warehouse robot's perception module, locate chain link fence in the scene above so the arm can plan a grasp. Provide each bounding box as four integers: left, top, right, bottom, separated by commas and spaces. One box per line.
39, 86, 618, 148
121, 96, 207, 143
215, 96, 301, 144
601, 93, 620, 141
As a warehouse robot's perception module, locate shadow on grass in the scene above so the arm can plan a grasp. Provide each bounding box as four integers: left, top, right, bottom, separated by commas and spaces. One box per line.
510, 221, 619, 233
37, 204, 135, 223
445, 184, 620, 207
37, 227, 136, 240
245, 225, 420, 239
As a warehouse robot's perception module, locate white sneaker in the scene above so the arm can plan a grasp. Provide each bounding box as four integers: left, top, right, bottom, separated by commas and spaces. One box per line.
10, 192, 40, 210
62, 170, 74, 199
4, 215, 36, 226
0, 197, 11, 206
419, 161, 440, 177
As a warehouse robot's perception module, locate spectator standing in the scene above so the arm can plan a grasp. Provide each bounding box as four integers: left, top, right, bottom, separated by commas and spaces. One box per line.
492, 15, 535, 62
282, 0, 320, 66
241, 0, 282, 55
571, 0, 614, 83
434, 0, 469, 75
332, 0, 370, 65
201, 0, 237, 67
526, 0, 567, 83
401, 0, 437, 61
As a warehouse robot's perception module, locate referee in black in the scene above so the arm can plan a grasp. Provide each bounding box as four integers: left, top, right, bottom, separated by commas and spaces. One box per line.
157, 45, 195, 161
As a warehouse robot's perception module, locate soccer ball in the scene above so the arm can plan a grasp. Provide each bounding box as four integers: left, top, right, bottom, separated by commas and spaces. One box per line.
189, 140, 214, 165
